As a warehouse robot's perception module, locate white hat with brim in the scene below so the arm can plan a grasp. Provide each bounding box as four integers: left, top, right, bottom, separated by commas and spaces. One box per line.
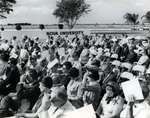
104, 52, 111, 57
111, 60, 121, 67
121, 62, 132, 71
120, 72, 134, 80
135, 36, 145, 40
111, 54, 118, 59
132, 65, 145, 73
90, 49, 98, 56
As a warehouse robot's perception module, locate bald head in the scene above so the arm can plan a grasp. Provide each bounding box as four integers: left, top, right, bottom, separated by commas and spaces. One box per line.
53, 87, 67, 100
50, 87, 68, 107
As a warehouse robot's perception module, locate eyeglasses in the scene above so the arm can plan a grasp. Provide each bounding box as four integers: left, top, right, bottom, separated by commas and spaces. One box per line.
30, 61, 35, 64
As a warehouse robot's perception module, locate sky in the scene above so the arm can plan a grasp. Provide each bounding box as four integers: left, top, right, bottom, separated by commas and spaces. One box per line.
0, 0, 150, 24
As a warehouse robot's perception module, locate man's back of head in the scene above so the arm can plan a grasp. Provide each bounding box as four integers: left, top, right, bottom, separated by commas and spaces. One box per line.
50, 87, 68, 108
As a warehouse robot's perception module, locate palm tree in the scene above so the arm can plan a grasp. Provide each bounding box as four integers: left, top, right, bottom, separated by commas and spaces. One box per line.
0, 0, 16, 18
141, 11, 150, 31
123, 13, 139, 31
141, 11, 150, 24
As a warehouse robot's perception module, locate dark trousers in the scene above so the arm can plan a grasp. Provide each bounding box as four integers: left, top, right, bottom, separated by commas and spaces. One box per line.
0, 96, 21, 112
0, 85, 8, 95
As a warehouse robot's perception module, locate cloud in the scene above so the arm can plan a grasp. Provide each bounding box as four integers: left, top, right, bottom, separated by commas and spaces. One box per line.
31, 6, 52, 14
13, 6, 28, 14
135, 2, 145, 6
16, 0, 56, 6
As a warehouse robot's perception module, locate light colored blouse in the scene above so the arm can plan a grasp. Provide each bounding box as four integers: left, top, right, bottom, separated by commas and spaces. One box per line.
67, 78, 82, 100
99, 94, 124, 118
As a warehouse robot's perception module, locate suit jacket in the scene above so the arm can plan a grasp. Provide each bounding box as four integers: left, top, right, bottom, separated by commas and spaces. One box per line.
16, 81, 41, 110
0, 66, 20, 95
114, 45, 122, 57
120, 46, 129, 60
125, 52, 138, 64
102, 72, 117, 85
59, 74, 71, 89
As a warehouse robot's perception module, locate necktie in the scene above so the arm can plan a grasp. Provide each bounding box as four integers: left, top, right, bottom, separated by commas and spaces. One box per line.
53, 107, 58, 115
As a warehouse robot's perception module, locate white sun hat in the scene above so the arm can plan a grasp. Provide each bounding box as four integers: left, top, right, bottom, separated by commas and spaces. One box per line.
111, 60, 121, 67
135, 36, 145, 40
104, 52, 111, 57
111, 54, 118, 59
120, 71, 134, 80
121, 62, 133, 71
132, 65, 145, 73
90, 49, 98, 56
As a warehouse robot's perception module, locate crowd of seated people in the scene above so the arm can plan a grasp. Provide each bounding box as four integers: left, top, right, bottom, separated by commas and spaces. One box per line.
0, 33, 150, 118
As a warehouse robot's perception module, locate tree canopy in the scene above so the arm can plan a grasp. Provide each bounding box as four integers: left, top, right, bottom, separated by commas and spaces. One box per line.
141, 11, 150, 24
39, 24, 45, 30
53, 0, 91, 29
15, 24, 22, 30
0, 0, 16, 18
123, 13, 139, 25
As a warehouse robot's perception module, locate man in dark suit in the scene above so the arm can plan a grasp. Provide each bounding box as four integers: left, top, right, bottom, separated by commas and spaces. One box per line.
120, 43, 129, 61
0, 58, 20, 95
125, 48, 138, 64
0, 69, 41, 117
59, 61, 72, 89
